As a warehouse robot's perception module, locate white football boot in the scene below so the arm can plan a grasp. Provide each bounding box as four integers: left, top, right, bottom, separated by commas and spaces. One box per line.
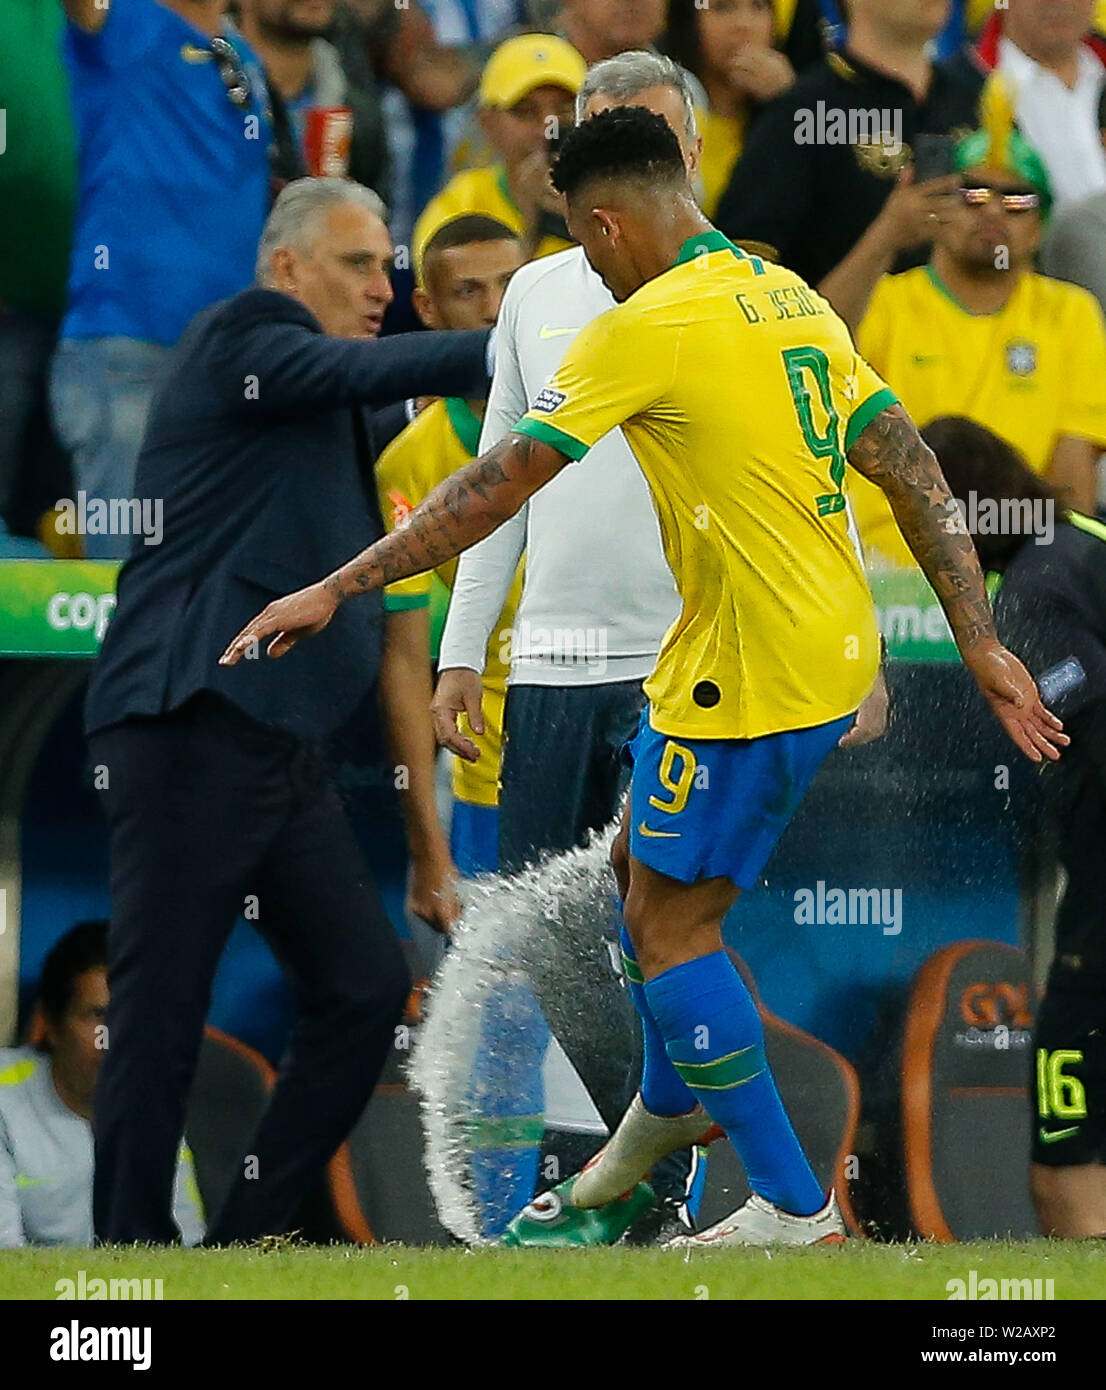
570, 1093, 722, 1208
665, 1188, 847, 1248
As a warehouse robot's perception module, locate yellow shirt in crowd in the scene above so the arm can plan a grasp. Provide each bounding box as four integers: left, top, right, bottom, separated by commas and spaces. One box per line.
412, 166, 574, 281
850, 266, 1106, 568
697, 108, 747, 221
516, 228, 889, 741
376, 397, 523, 808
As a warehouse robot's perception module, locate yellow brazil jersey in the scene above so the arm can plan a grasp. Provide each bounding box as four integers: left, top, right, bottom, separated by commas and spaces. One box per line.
412, 166, 574, 282
376, 397, 523, 808
697, 108, 747, 221
515, 228, 889, 742
850, 266, 1106, 569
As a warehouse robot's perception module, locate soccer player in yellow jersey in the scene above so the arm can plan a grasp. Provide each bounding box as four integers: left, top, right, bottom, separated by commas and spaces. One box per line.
223, 108, 1068, 1247
377, 215, 526, 876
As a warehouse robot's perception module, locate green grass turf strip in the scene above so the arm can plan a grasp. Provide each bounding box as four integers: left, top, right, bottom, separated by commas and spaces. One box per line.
2, 1241, 1103, 1300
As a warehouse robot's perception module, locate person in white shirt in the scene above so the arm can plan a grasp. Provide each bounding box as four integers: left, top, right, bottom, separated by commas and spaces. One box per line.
0, 921, 203, 1247
996, 0, 1106, 211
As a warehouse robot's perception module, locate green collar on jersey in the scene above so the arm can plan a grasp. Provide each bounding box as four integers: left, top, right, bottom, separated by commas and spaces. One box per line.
444, 396, 483, 456
673, 227, 738, 266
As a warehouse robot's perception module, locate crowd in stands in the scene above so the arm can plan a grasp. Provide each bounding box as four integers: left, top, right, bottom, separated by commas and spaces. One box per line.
4, 0, 1106, 1245
2, 0, 1105, 562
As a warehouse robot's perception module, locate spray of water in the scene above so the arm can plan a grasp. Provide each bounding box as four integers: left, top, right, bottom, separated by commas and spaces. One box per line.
407, 819, 621, 1244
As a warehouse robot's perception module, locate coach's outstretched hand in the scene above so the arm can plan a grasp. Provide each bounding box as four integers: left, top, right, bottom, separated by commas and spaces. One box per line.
220, 581, 339, 666
965, 640, 1069, 764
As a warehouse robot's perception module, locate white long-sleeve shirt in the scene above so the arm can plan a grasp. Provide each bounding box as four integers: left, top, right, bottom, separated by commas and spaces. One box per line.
437, 247, 681, 688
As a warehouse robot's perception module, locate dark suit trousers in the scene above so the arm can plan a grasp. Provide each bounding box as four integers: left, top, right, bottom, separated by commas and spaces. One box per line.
88, 693, 410, 1245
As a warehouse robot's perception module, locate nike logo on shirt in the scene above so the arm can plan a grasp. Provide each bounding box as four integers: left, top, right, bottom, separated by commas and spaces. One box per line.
539, 325, 581, 340
1038, 1125, 1080, 1144
638, 822, 680, 839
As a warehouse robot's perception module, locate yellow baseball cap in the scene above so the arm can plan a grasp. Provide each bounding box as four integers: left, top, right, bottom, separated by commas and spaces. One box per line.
478, 34, 587, 110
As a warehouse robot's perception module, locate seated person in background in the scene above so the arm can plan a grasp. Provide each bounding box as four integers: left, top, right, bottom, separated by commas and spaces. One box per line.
972, 0, 1106, 213
715, 0, 983, 289
927, 415, 1106, 1239
1041, 88, 1106, 319
823, 123, 1106, 566
412, 33, 585, 275
0, 921, 204, 1247
661, 0, 796, 219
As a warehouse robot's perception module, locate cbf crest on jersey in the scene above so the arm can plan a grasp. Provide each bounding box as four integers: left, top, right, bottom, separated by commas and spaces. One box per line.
1005, 339, 1038, 378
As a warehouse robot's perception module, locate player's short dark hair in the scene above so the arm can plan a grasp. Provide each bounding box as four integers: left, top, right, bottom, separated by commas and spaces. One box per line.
921, 416, 1061, 572
551, 106, 686, 201
421, 214, 520, 275
38, 920, 108, 1026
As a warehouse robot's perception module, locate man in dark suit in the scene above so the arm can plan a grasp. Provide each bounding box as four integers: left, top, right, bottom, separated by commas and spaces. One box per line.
84, 177, 491, 1245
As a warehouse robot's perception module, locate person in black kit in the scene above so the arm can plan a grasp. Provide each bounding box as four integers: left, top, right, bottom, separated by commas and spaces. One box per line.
715, 0, 983, 288
84, 177, 490, 1245
925, 414, 1106, 1239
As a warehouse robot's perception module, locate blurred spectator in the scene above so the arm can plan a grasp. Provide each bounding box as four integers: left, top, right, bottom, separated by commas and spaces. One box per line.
1041, 89, 1106, 316
825, 127, 1106, 567
552, 0, 666, 64
398, 0, 530, 207
826, 0, 968, 61
776, 0, 836, 72
353, 0, 491, 250
413, 34, 586, 273
234, 0, 389, 192
662, 0, 797, 219
0, 3, 76, 557
0, 921, 203, 1247
49, 0, 277, 560
973, 0, 1106, 212
928, 416, 1106, 1238
715, 0, 983, 287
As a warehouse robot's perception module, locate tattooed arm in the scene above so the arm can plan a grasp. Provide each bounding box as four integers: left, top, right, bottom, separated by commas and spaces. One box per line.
847, 404, 996, 654
848, 404, 1068, 763
219, 432, 567, 666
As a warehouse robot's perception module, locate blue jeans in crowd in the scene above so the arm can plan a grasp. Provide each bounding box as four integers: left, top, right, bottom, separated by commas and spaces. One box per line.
50, 336, 172, 559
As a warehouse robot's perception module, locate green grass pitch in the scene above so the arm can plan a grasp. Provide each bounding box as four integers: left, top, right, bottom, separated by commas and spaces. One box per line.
3, 1240, 1104, 1300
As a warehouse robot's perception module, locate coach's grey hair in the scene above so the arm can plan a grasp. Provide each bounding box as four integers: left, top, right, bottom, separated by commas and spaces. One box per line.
574, 50, 699, 140
255, 178, 388, 285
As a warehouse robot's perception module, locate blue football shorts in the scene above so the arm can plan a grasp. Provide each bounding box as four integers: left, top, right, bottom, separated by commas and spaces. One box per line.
623, 706, 854, 888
